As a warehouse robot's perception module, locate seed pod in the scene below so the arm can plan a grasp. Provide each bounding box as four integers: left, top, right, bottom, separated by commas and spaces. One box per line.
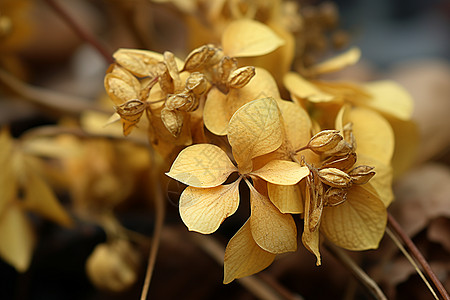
324, 188, 347, 207
159, 65, 174, 94
321, 152, 357, 171
343, 122, 356, 150
186, 72, 208, 95
164, 51, 182, 92
307, 130, 343, 153
115, 99, 146, 122
218, 56, 238, 83
161, 107, 184, 137
318, 167, 352, 188
322, 139, 353, 156
165, 92, 197, 112
182, 45, 216, 72
349, 165, 375, 185
227, 66, 256, 89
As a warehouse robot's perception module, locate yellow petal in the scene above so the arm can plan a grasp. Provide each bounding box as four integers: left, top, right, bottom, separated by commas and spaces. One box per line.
166, 144, 237, 188
203, 87, 229, 135
0, 203, 35, 272
24, 171, 73, 227
283, 72, 334, 103
224, 220, 276, 284
321, 184, 387, 250
309, 47, 361, 75
348, 107, 395, 165
179, 180, 241, 234
267, 183, 303, 214
250, 160, 309, 185
249, 184, 297, 254
222, 19, 284, 57
228, 98, 283, 173
302, 183, 321, 265
388, 118, 419, 178
363, 80, 414, 120
276, 99, 312, 150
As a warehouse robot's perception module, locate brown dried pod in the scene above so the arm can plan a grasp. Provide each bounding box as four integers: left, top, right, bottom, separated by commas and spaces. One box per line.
307, 130, 343, 153
348, 165, 375, 185
165, 91, 197, 112
227, 66, 256, 89
218, 56, 238, 84
343, 122, 356, 150
182, 45, 216, 72
185, 72, 208, 95
161, 107, 184, 137
115, 99, 147, 122
318, 167, 352, 188
324, 187, 347, 207
322, 139, 353, 156
321, 152, 357, 171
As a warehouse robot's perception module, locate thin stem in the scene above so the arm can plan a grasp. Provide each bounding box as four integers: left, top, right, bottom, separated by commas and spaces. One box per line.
140, 161, 166, 300
324, 242, 387, 300
387, 213, 450, 300
43, 0, 114, 64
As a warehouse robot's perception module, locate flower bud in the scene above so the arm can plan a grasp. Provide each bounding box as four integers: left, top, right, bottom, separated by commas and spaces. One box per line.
348, 165, 375, 185
307, 130, 343, 153
318, 167, 352, 188
227, 66, 256, 89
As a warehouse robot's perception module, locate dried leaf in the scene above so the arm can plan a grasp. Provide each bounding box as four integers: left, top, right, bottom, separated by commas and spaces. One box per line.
222, 19, 284, 57
267, 183, 303, 214
223, 221, 275, 284
250, 160, 309, 185
227, 98, 283, 173
309, 47, 361, 75
283, 72, 334, 103
249, 184, 297, 254
179, 180, 241, 234
166, 144, 237, 188
321, 184, 386, 250
0, 203, 35, 272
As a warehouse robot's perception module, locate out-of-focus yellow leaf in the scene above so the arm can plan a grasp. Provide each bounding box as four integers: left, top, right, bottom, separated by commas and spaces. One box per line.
363, 80, 414, 121
223, 221, 275, 284
228, 98, 283, 174
179, 180, 241, 234
321, 184, 386, 250
302, 184, 321, 265
388, 118, 419, 178
24, 171, 72, 227
0, 129, 16, 215
0, 203, 35, 272
249, 185, 297, 254
222, 19, 284, 57
276, 99, 312, 150
309, 47, 361, 75
166, 144, 237, 187
250, 160, 309, 185
267, 183, 303, 214
283, 72, 334, 103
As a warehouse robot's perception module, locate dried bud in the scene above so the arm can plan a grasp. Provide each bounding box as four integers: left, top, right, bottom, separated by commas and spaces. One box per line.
186, 72, 208, 95
182, 45, 216, 72
324, 188, 347, 206
86, 240, 141, 292
318, 167, 352, 188
348, 165, 375, 185
115, 100, 146, 122
161, 108, 184, 137
165, 92, 197, 112
321, 152, 357, 171
308, 130, 343, 153
227, 66, 256, 89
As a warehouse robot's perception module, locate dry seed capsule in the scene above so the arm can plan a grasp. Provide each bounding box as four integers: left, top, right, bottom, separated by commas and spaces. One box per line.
227, 66, 256, 89
185, 72, 207, 95
165, 92, 197, 112
322, 139, 353, 156
324, 187, 347, 206
318, 167, 352, 188
343, 122, 356, 150
321, 152, 357, 171
161, 108, 184, 137
307, 130, 343, 153
218, 56, 238, 83
349, 165, 375, 185
182, 45, 216, 72
115, 100, 146, 122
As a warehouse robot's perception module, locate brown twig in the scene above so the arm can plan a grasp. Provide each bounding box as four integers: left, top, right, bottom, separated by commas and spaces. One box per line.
43, 0, 114, 64
387, 213, 450, 300
324, 242, 387, 300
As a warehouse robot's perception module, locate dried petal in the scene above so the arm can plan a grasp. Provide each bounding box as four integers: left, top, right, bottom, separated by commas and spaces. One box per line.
318, 168, 352, 188
250, 160, 309, 185
283, 72, 334, 103
164, 51, 182, 92
104, 68, 140, 106
227, 66, 256, 89
267, 183, 303, 214
309, 47, 361, 75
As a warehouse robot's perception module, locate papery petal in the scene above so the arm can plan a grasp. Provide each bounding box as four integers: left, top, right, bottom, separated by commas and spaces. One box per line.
283, 72, 334, 103
0, 203, 35, 272
249, 184, 297, 254
203, 87, 229, 135
388, 118, 419, 178
222, 19, 284, 57
363, 80, 414, 121
321, 184, 387, 250
267, 183, 303, 214
179, 180, 241, 234
223, 221, 275, 284
166, 144, 237, 188
309, 47, 361, 75
302, 183, 321, 265
251, 160, 309, 185
104, 66, 141, 106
